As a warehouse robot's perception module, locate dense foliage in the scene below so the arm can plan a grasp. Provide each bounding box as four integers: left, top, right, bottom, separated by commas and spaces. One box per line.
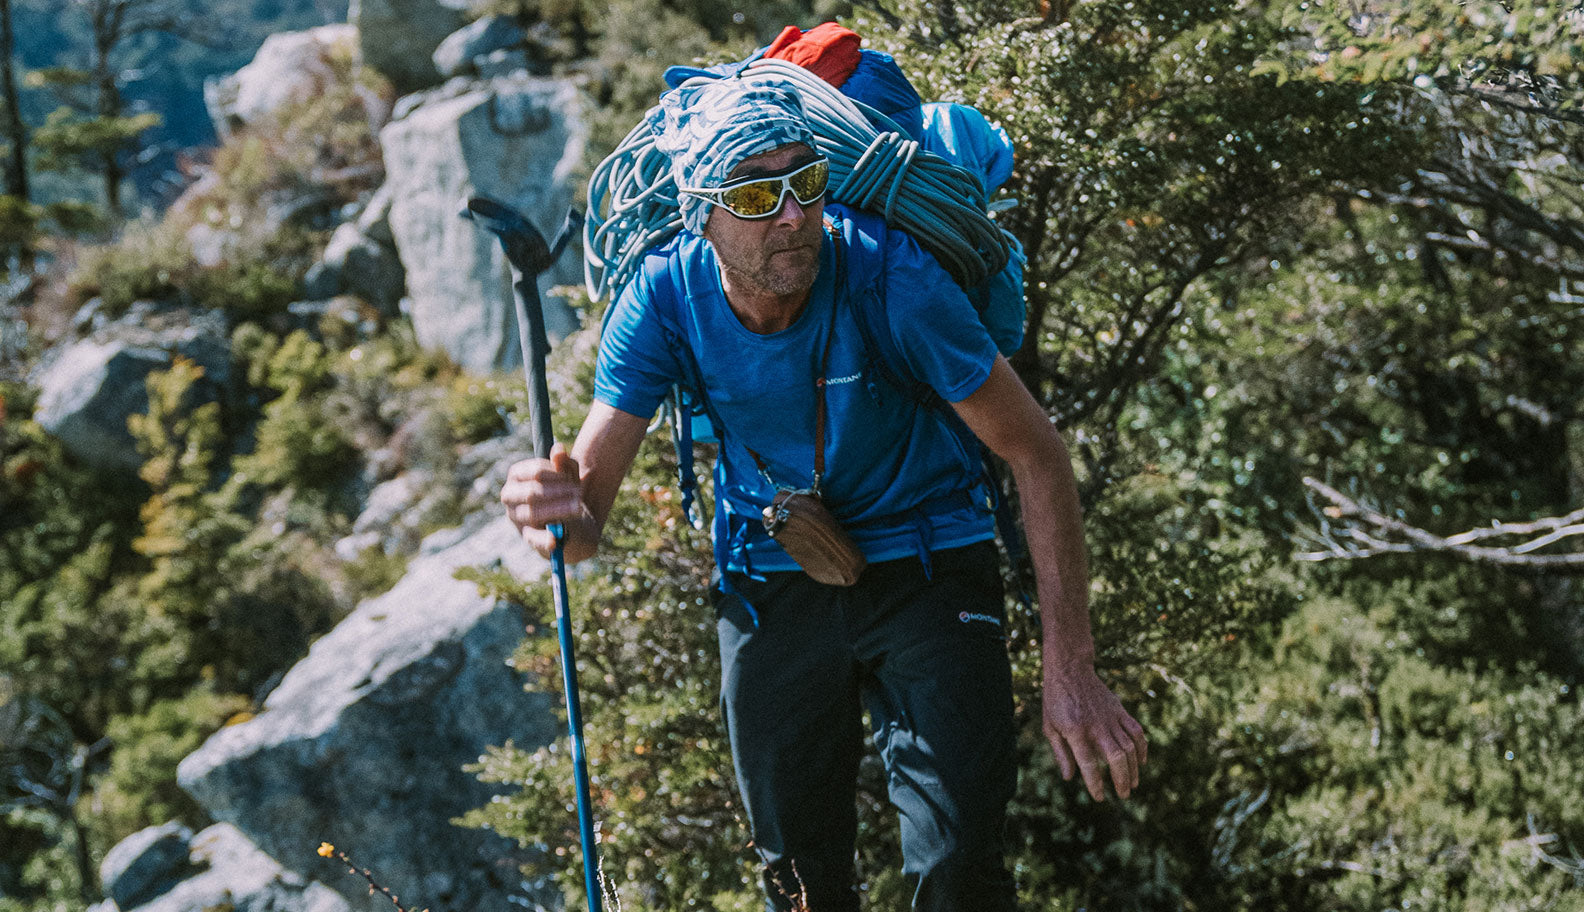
4, 0, 1584, 911
459, 1, 1584, 910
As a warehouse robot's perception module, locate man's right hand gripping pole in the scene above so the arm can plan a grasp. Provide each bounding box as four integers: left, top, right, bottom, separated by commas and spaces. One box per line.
503, 441, 600, 564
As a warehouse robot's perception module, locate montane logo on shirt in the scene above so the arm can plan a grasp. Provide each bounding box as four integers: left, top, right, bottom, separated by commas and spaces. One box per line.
959, 611, 1002, 627
827, 372, 863, 385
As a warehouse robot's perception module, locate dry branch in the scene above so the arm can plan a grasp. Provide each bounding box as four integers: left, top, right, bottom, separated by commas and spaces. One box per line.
1297, 478, 1584, 573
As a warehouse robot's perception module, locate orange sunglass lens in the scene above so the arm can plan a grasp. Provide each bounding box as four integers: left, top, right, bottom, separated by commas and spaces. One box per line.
790, 161, 829, 200
719, 181, 782, 216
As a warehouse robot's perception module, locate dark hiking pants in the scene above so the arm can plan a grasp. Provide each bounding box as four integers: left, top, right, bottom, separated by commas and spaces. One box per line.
715, 541, 1019, 912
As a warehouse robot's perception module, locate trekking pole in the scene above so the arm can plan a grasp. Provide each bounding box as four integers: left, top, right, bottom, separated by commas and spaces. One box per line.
461, 198, 601, 912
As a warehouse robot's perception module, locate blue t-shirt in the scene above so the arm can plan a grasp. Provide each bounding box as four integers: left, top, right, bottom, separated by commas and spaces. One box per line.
593, 206, 1000, 574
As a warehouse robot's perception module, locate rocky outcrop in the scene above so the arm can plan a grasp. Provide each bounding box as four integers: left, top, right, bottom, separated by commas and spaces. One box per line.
380, 75, 587, 375
100, 823, 197, 910
433, 16, 528, 80
319, 222, 406, 314
204, 25, 363, 140
99, 823, 352, 912
30, 305, 232, 475
349, 0, 467, 94
176, 515, 559, 912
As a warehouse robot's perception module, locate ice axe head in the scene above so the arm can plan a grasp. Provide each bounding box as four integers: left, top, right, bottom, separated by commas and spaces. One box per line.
462, 196, 582, 277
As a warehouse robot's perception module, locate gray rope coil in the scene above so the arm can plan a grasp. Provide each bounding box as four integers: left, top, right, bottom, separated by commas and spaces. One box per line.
584, 58, 1012, 301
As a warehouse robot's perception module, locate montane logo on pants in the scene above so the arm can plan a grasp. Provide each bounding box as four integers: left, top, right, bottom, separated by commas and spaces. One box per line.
959, 611, 1002, 628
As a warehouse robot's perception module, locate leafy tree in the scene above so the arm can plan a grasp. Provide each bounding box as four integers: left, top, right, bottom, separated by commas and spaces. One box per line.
465, 2, 1584, 910
858, 0, 1423, 479
25, 0, 216, 216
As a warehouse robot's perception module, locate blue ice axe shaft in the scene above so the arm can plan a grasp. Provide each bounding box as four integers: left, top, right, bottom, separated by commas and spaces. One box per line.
461, 198, 601, 912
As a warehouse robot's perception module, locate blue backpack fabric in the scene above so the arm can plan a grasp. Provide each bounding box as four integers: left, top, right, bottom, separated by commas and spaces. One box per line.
918, 102, 1026, 357
664, 46, 925, 141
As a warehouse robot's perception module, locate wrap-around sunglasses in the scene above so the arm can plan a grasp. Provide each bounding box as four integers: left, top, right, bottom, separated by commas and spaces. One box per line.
679, 158, 831, 220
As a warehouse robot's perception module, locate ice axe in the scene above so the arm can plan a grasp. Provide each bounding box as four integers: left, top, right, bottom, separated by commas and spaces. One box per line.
461, 197, 602, 912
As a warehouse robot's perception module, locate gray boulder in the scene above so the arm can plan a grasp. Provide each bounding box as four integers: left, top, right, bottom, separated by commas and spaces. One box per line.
380, 75, 587, 374
110, 823, 352, 912
433, 16, 527, 80
321, 222, 406, 314
350, 0, 467, 94
177, 515, 559, 912
100, 823, 195, 910
205, 26, 362, 140
31, 310, 232, 475
333, 469, 458, 558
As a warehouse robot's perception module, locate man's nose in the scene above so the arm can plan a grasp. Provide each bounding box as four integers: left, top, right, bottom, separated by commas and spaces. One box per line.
774, 191, 806, 226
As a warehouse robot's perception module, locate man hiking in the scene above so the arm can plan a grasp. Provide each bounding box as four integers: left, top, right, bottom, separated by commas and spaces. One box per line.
501, 75, 1147, 912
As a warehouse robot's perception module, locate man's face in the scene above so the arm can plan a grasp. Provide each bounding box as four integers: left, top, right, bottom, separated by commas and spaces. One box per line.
701, 143, 826, 302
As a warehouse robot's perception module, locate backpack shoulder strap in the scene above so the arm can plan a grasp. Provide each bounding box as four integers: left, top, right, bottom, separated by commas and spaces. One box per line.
633, 243, 724, 528
830, 208, 939, 410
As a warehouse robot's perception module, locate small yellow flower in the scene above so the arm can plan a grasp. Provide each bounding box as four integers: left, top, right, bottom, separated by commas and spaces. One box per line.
317, 843, 336, 858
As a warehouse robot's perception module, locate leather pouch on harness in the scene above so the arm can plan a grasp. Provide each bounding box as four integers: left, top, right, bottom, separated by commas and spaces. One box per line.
762, 490, 867, 586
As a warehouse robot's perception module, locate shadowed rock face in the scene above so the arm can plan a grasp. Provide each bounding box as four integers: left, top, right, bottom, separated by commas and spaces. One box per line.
432, 17, 529, 81
98, 824, 351, 912
177, 516, 559, 912
380, 75, 587, 375
100, 823, 197, 910
31, 308, 232, 476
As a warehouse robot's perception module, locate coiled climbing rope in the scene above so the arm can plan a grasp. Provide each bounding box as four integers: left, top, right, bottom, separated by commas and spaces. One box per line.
583, 58, 1012, 301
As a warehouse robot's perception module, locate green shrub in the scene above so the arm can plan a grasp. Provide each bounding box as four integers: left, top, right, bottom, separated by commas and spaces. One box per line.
0, 807, 84, 912
339, 543, 410, 602
458, 347, 764, 909
188, 252, 302, 322
1, 407, 142, 730
229, 330, 359, 496
130, 357, 339, 697
67, 217, 315, 322
42, 200, 108, 237
444, 375, 518, 445
68, 218, 196, 316
0, 195, 38, 253
89, 687, 253, 847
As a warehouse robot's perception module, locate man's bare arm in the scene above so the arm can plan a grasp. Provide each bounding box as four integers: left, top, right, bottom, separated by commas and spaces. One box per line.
501, 401, 652, 564
950, 356, 1148, 801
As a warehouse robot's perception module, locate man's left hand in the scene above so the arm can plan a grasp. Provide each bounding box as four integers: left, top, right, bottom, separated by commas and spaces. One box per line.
1042, 666, 1148, 802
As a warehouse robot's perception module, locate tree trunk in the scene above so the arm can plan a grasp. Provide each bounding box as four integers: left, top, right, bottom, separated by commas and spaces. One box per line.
0, 0, 32, 270
0, 0, 27, 203
92, 0, 123, 216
